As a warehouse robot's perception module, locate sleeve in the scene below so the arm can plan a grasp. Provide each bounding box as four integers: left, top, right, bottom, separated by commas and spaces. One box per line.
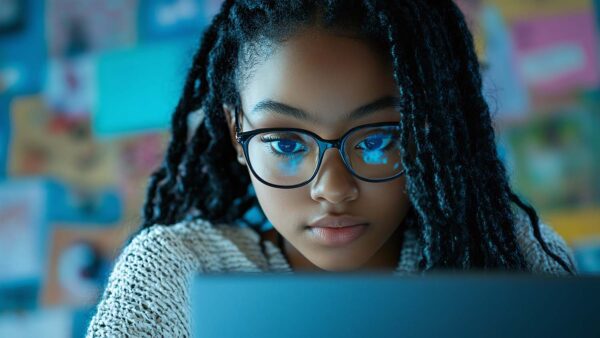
85, 225, 201, 337
514, 214, 578, 275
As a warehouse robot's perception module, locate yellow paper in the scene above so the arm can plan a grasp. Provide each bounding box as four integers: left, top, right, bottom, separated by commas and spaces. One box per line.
9, 95, 119, 188
544, 208, 600, 245
485, 0, 593, 21
455, 0, 488, 62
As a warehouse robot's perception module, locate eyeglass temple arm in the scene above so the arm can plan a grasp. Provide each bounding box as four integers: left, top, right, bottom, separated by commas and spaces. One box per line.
233, 107, 243, 142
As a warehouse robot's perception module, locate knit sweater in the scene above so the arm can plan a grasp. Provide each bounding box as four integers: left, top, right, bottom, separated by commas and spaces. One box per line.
86, 216, 577, 337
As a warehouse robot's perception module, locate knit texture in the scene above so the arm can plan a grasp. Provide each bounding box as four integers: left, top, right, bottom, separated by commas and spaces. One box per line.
86, 216, 577, 337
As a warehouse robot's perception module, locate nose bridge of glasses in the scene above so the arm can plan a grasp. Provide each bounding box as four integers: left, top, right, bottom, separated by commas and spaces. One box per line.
315, 138, 353, 177
310, 143, 357, 198
316, 138, 349, 170
317, 137, 343, 152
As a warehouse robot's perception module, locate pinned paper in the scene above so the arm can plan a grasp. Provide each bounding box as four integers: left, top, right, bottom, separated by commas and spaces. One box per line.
0, 0, 25, 34
42, 225, 126, 307
0, 0, 46, 95
505, 105, 598, 210
0, 179, 46, 284
46, 179, 123, 224
138, 0, 223, 41
510, 11, 600, 95
45, 55, 97, 118
481, 5, 530, 118
114, 132, 168, 219
0, 308, 72, 337
9, 95, 120, 188
454, 0, 487, 61
94, 40, 192, 136
487, 0, 593, 22
45, 0, 137, 57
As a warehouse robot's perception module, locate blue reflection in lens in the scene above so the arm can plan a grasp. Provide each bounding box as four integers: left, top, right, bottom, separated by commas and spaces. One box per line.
363, 150, 388, 165
277, 156, 303, 176
261, 135, 309, 177
356, 133, 393, 165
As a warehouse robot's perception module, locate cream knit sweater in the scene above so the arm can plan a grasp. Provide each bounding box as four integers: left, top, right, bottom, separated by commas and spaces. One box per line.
86, 216, 576, 337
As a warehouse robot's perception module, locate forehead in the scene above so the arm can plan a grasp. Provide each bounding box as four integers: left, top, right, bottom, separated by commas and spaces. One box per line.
238, 27, 399, 128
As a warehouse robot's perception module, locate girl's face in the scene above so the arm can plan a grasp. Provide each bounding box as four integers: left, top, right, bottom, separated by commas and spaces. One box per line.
226, 27, 411, 272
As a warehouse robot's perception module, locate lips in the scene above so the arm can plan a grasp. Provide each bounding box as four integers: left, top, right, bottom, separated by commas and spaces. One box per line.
308, 214, 369, 229
308, 224, 368, 246
307, 214, 369, 246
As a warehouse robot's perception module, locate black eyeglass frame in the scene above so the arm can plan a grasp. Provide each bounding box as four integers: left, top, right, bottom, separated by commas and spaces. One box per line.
234, 107, 406, 189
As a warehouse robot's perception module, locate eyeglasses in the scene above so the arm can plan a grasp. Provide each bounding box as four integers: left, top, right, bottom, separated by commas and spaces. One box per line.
234, 108, 406, 189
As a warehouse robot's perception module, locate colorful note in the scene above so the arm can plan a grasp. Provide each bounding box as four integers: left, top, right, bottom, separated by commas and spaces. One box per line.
94, 41, 192, 136
0, 0, 46, 95
510, 10, 600, 94
481, 5, 530, 118
138, 0, 222, 41
45, 0, 137, 57
42, 225, 126, 307
0, 179, 46, 282
9, 95, 120, 188
487, 0, 593, 21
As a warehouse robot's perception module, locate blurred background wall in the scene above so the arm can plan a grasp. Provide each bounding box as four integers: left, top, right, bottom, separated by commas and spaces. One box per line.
0, 0, 599, 337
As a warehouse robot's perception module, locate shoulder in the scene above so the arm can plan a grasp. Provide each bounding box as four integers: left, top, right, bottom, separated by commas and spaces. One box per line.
120, 218, 267, 271
85, 221, 202, 337
86, 218, 264, 337
170, 218, 270, 271
512, 210, 578, 275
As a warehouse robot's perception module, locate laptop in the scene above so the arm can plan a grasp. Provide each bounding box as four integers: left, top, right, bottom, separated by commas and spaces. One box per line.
191, 272, 600, 338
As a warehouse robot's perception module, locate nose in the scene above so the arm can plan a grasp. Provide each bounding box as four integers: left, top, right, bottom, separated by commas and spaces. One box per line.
310, 149, 359, 204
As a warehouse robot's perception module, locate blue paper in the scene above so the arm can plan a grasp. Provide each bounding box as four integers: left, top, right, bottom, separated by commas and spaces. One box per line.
138, 0, 216, 42
481, 5, 530, 118
94, 39, 195, 137
0, 0, 46, 95
574, 241, 600, 274
0, 278, 39, 312
46, 179, 123, 224
0, 179, 47, 310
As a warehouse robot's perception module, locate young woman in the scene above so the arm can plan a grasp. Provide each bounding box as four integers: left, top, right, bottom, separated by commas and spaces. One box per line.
87, 1, 577, 336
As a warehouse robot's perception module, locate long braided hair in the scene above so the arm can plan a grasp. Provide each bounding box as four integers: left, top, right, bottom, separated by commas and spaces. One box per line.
140, 0, 574, 274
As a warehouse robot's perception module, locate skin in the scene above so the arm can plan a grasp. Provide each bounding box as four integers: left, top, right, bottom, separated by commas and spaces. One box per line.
224, 27, 411, 272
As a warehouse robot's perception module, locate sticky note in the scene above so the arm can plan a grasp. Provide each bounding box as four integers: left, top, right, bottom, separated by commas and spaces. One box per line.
94, 39, 195, 137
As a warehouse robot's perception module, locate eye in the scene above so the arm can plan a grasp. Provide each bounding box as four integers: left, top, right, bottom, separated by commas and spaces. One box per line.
272, 139, 306, 154
260, 134, 309, 157
356, 133, 393, 151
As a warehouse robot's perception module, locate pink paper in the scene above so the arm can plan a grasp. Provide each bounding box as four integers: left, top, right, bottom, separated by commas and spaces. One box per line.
510, 10, 600, 94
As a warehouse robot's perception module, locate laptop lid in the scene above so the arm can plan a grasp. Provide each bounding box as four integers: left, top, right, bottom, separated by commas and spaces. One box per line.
191, 273, 600, 338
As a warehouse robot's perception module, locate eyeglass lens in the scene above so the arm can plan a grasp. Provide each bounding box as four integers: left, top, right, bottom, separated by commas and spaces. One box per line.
246, 125, 403, 186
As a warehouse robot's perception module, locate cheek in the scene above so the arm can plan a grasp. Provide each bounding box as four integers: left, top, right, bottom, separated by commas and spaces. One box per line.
355, 178, 410, 222
250, 174, 310, 225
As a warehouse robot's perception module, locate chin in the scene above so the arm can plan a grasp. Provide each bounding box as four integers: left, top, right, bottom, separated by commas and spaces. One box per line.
309, 254, 370, 272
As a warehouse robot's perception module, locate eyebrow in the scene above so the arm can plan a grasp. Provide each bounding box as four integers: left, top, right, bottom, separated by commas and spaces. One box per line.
249, 96, 402, 122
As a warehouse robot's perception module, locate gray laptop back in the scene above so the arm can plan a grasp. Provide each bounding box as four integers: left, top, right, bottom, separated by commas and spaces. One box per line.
191, 273, 600, 338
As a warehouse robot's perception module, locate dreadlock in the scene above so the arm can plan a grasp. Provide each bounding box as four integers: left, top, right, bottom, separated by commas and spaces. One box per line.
140, 0, 574, 274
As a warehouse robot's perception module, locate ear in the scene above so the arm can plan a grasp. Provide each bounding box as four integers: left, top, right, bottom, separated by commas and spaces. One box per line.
223, 104, 247, 166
